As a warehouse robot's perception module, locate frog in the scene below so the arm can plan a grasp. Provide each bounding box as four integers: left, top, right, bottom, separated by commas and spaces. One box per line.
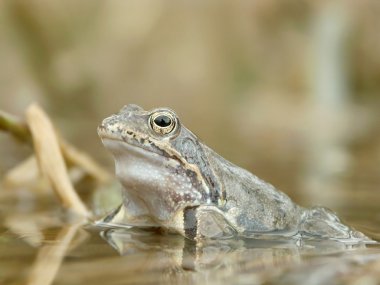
96, 104, 371, 243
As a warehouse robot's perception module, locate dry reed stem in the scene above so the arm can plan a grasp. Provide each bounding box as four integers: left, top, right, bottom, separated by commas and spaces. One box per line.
26, 104, 89, 217
0, 110, 30, 142
0, 108, 111, 184
60, 139, 111, 183
2, 155, 50, 192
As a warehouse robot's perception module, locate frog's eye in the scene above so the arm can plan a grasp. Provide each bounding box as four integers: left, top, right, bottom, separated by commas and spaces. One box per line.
149, 111, 176, 135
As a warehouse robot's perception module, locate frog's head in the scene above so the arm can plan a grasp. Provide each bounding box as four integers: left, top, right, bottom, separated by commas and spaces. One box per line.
98, 104, 223, 224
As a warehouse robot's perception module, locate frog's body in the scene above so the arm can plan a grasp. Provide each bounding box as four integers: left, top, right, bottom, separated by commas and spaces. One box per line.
97, 104, 370, 243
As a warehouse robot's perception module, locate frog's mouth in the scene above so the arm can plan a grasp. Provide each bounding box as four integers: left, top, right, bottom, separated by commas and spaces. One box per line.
98, 125, 171, 159
100, 136, 172, 166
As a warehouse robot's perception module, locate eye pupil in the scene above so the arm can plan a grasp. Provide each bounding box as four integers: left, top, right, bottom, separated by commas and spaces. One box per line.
154, 115, 171, 127
150, 111, 177, 135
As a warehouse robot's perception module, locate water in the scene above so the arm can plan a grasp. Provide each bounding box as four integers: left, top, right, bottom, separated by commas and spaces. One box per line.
0, 193, 380, 285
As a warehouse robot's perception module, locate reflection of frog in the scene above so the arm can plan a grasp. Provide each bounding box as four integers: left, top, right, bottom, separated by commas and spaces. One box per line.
97, 104, 370, 243
100, 227, 366, 275
100, 228, 303, 273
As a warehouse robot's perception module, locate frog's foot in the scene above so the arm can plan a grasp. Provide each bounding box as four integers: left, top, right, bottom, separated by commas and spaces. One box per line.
95, 204, 159, 229
299, 207, 371, 243
183, 206, 237, 240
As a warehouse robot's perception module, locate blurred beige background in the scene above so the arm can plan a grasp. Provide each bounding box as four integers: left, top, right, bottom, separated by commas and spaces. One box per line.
1, 0, 379, 210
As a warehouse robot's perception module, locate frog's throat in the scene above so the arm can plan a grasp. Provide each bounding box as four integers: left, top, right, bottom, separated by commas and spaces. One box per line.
100, 134, 215, 205
101, 137, 213, 207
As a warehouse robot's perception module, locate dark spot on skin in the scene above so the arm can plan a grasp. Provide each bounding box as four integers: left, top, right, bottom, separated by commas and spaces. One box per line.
127, 131, 133, 135
185, 169, 196, 179
174, 167, 182, 175
170, 193, 184, 204
184, 193, 192, 201
140, 138, 145, 144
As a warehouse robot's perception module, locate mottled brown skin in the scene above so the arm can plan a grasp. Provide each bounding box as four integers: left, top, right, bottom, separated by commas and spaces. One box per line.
97, 104, 371, 243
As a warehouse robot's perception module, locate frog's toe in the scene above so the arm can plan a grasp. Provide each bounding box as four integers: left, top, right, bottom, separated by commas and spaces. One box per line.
299, 207, 371, 242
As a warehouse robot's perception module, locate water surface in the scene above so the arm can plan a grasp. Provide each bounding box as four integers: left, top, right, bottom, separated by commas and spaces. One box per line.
0, 191, 380, 285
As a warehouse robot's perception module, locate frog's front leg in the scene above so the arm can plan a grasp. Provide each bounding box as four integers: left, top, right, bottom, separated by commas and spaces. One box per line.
183, 205, 236, 240
97, 204, 158, 229
97, 191, 160, 229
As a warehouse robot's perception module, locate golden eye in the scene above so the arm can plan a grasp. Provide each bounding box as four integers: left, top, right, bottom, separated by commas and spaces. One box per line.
150, 112, 176, 135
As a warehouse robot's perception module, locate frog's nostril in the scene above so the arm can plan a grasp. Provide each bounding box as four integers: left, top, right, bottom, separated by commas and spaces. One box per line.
99, 117, 113, 130
97, 124, 106, 136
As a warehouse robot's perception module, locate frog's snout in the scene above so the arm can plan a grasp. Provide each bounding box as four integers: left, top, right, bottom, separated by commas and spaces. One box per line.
97, 116, 114, 136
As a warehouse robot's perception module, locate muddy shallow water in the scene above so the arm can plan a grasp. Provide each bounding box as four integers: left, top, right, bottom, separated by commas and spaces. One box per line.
1, 188, 380, 285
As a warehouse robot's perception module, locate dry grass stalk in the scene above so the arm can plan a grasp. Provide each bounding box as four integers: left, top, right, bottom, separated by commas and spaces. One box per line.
0, 108, 111, 184
2, 155, 50, 192
60, 139, 111, 183
26, 104, 89, 217
0, 110, 30, 142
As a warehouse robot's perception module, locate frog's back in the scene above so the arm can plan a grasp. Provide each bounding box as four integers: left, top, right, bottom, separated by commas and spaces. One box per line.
205, 146, 302, 234
204, 146, 371, 242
